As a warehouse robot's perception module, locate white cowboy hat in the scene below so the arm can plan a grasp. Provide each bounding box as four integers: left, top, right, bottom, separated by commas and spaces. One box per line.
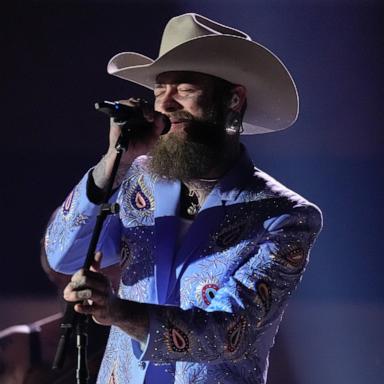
107, 13, 299, 134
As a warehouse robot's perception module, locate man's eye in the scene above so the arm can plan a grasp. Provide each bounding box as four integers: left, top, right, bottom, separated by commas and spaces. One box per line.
178, 84, 197, 92
178, 88, 196, 94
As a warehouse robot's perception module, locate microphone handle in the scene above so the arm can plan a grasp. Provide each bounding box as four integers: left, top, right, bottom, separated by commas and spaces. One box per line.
94, 101, 141, 122
95, 100, 170, 134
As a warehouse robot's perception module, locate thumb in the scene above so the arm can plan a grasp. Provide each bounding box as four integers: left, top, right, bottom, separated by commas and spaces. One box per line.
90, 251, 103, 272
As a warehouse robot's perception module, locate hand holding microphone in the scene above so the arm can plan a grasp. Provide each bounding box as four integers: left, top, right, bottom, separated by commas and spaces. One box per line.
92, 98, 169, 190
95, 98, 170, 134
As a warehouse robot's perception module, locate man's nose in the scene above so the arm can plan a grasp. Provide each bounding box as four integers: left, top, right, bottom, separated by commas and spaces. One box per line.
156, 87, 182, 113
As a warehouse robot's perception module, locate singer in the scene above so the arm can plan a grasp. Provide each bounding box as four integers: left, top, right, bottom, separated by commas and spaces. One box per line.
45, 13, 322, 384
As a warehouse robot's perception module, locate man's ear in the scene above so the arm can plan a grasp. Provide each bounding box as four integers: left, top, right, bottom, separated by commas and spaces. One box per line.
228, 85, 247, 112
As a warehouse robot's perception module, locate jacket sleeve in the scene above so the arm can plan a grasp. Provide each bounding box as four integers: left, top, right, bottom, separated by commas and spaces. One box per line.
44, 171, 122, 274
140, 203, 322, 364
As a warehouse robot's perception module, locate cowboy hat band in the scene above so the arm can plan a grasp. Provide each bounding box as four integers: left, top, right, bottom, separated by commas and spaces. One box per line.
107, 13, 299, 134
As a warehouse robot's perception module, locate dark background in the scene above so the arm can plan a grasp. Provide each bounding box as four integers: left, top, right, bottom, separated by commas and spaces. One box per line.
1, 1, 383, 383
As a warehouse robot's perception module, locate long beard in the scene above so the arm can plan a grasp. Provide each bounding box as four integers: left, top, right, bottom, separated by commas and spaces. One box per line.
148, 117, 229, 181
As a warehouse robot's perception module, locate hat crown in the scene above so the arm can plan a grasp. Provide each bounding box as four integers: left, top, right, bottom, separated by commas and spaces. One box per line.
159, 13, 250, 57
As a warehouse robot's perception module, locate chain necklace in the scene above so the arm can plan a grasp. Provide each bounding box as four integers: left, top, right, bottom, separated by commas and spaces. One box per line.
180, 179, 218, 219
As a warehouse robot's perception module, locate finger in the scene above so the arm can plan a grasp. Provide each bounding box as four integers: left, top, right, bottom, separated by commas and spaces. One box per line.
118, 97, 142, 107
80, 288, 109, 306
140, 100, 155, 123
65, 287, 109, 305
74, 302, 96, 315
70, 269, 86, 284
63, 283, 74, 300
140, 100, 168, 135
63, 286, 92, 302
68, 271, 108, 294
70, 268, 101, 286
86, 289, 108, 305
90, 251, 103, 273
74, 302, 110, 325
127, 98, 157, 126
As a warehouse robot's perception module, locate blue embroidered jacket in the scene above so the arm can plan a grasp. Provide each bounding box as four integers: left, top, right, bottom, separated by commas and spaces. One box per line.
45, 149, 322, 384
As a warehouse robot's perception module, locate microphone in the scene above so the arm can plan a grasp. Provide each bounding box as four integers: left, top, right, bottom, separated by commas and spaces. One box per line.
94, 100, 170, 134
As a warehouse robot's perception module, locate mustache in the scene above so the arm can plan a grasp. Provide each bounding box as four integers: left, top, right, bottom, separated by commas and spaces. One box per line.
165, 111, 225, 145
166, 111, 196, 122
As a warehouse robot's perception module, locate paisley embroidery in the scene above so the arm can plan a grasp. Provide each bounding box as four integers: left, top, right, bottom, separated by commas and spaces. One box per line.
257, 281, 272, 312
215, 224, 245, 248
272, 246, 307, 271
226, 316, 246, 353
201, 284, 219, 305
45, 185, 87, 254
62, 190, 75, 215
165, 324, 189, 353
251, 280, 272, 327
120, 239, 132, 269
62, 187, 79, 220
194, 277, 220, 308
282, 246, 306, 267
211, 212, 253, 251
120, 174, 155, 226
131, 185, 151, 210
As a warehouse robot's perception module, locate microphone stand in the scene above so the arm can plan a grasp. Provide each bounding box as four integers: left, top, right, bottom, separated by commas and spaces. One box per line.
52, 119, 131, 383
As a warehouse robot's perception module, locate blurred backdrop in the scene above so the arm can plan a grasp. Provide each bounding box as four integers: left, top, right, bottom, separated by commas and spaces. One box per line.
0, 0, 383, 383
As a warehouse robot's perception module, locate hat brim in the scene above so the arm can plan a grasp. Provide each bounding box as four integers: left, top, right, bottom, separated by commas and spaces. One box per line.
107, 35, 299, 134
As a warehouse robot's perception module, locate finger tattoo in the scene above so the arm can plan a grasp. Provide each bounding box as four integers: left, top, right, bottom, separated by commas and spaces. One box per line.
77, 289, 92, 300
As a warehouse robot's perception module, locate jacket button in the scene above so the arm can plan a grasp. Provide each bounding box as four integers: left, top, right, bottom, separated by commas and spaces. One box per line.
138, 361, 147, 370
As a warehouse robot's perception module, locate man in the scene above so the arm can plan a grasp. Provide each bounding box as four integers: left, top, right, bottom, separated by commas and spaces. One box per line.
45, 13, 322, 384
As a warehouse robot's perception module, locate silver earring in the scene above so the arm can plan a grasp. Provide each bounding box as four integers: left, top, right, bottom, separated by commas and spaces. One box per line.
225, 111, 243, 134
